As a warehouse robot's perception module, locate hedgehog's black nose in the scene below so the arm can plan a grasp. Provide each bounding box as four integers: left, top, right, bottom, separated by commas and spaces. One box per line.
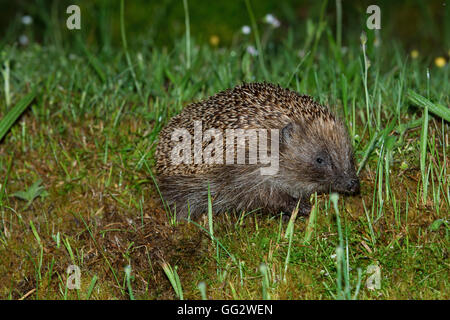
346, 179, 360, 194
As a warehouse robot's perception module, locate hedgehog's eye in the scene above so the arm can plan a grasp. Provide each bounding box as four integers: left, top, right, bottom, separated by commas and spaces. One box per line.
314, 152, 329, 168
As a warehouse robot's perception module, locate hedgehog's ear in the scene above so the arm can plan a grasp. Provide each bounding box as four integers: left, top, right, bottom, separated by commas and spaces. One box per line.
280, 123, 294, 144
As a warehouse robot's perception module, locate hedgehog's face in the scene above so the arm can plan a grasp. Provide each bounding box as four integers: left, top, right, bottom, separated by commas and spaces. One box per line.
279, 120, 360, 197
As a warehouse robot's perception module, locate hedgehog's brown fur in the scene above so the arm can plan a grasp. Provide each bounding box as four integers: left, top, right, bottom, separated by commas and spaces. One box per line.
155, 82, 359, 220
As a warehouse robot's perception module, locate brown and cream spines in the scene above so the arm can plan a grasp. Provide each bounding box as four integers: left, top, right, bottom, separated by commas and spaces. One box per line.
155, 82, 359, 220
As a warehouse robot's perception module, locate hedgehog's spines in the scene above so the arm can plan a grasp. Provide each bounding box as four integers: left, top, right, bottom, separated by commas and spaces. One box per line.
155, 82, 337, 177
155, 82, 358, 219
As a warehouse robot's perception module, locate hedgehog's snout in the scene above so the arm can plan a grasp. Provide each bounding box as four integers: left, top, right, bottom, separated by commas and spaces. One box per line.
346, 178, 360, 194
332, 176, 360, 195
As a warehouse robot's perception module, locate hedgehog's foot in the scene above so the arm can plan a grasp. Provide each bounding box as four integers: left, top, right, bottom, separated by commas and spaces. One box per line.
281, 197, 311, 222
280, 197, 298, 222
298, 199, 312, 216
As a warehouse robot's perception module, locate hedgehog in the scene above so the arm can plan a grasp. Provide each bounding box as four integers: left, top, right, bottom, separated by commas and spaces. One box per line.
155, 82, 359, 220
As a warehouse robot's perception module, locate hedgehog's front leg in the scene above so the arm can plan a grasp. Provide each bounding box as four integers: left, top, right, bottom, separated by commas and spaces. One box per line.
282, 196, 311, 220
298, 197, 312, 216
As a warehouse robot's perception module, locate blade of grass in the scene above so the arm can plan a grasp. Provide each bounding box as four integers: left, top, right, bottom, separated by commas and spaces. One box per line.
124, 265, 135, 300
77, 37, 106, 83
120, 0, 144, 103
244, 0, 269, 80
29, 220, 42, 247
357, 118, 396, 175
198, 281, 207, 300
161, 262, 184, 300
1, 59, 11, 107
85, 275, 98, 300
408, 89, 450, 122
208, 183, 214, 241
259, 263, 270, 300
420, 99, 429, 203
0, 89, 36, 141
182, 0, 191, 70
303, 194, 318, 244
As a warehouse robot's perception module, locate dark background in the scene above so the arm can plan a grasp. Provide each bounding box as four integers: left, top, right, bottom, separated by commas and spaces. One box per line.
1, 0, 449, 55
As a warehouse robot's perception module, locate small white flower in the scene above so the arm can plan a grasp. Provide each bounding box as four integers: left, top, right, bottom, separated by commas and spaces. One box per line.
19, 35, 29, 46
330, 253, 337, 259
264, 14, 280, 28
241, 25, 251, 35
320, 270, 329, 276
246, 45, 258, 56
21, 15, 33, 25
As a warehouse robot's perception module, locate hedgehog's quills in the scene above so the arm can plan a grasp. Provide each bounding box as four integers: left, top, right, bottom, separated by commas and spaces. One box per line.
155, 82, 360, 220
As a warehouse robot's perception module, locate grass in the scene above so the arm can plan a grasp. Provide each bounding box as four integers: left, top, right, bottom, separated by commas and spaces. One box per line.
0, 2, 449, 300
